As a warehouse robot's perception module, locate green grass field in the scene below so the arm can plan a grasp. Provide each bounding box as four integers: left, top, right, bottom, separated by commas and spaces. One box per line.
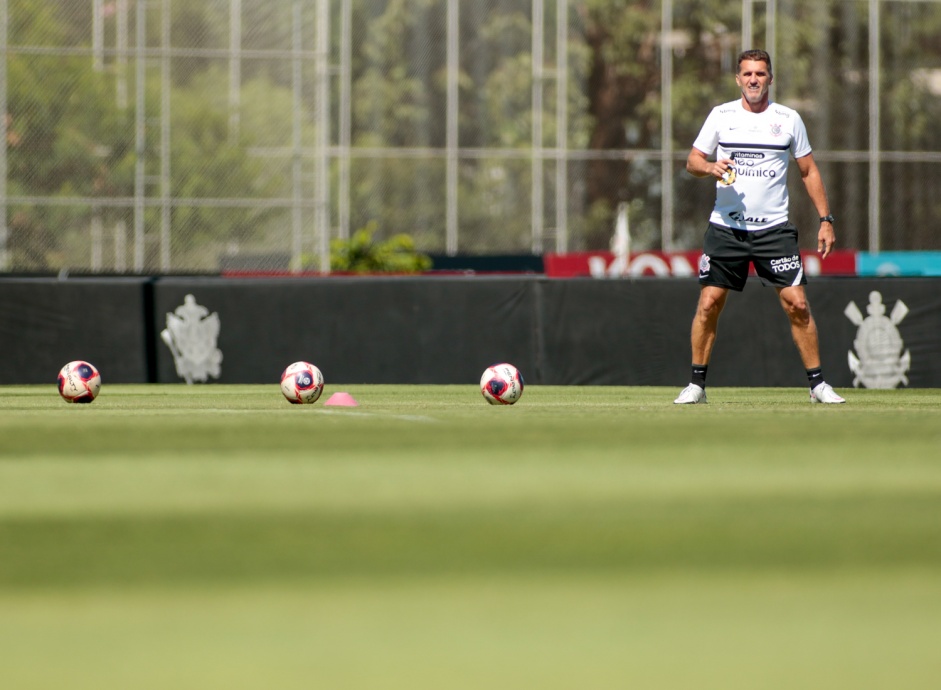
1, 384, 940, 689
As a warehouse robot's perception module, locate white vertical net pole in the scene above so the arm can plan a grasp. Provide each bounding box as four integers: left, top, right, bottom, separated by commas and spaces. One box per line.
531, 0, 544, 254
114, 221, 127, 272
291, 2, 303, 272
868, 0, 880, 252
338, 0, 352, 241
93, 0, 104, 71
229, 0, 241, 141
555, 0, 568, 253
91, 211, 103, 271
742, 0, 753, 50
661, 0, 674, 251
0, 0, 7, 271
160, 0, 171, 272
766, 0, 776, 60
133, 0, 146, 273
446, 0, 459, 255
117, 0, 128, 109
766, 0, 776, 101
315, 0, 330, 272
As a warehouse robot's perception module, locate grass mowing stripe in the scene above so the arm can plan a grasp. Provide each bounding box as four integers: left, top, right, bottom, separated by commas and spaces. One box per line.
1, 572, 940, 690
2, 493, 940, 587
2, 455, 940, 518
2, 384, 940, 588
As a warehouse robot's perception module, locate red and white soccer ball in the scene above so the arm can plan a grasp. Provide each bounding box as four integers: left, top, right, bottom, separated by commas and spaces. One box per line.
480, 363, 524, 405
280, 361, 325, 404
57, 360, 102, 403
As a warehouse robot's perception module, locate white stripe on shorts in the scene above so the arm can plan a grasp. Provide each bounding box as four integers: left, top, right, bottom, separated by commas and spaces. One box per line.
791, 266, 804, 286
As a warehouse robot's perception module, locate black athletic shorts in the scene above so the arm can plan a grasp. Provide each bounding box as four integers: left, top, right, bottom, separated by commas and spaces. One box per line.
698, 222, 806, 292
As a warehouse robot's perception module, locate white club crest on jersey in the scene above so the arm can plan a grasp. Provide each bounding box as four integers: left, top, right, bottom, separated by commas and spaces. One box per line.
844, 291, 910, 388
160, 294, 223, 384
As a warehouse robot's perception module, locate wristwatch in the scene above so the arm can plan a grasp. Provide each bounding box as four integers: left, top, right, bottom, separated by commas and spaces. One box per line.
819, 214, 835, 223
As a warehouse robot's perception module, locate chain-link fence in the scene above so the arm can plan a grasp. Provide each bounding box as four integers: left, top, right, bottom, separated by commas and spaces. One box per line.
4, 0, 941, 274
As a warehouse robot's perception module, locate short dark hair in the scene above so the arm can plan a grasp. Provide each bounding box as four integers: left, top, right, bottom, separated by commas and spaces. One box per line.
737, 49, 772, 76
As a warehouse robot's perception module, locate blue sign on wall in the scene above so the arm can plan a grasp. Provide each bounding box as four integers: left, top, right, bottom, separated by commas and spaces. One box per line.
857, 252, 941, 277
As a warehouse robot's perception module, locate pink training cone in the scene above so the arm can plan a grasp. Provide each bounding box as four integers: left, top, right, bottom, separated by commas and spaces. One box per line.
324, 391, 359, 407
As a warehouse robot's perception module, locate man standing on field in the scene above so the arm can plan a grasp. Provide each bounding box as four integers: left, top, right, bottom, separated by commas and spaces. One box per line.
674, 49, 845, 405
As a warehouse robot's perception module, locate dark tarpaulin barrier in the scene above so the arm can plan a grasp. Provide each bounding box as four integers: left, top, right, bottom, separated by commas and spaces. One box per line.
0, 278, 152, 384
4, 275, 939, 388
538, 278, 696, 385
153, 276, 540, 384
538, 276, 941, 389
427, 253, 545, 274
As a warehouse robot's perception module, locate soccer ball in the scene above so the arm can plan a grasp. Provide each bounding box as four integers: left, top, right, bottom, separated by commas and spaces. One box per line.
480, 363, 524, 405
57, 360, 102, 403
280, 361, 325, 404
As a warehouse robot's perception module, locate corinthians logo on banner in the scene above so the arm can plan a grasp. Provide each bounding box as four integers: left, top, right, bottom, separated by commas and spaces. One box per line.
844, 291, 910, 389
160, 294, 223, 384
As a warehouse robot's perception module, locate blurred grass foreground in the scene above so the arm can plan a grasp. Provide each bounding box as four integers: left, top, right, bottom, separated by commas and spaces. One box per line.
1, 384, 940, 689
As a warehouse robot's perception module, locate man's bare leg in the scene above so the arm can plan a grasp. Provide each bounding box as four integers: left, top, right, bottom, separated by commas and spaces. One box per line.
675, 286, 729, 404
776, 285, 819, 368
777, 285, 845, 403
692, 285, 730, 364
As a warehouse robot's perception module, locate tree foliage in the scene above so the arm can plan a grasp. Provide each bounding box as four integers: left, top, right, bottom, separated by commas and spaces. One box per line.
7, 0, 941, 272
329, 221, 432, 273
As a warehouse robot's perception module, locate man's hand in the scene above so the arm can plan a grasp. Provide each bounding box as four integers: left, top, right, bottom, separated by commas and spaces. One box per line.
687, 148, 735, 181
817, 220, 836, 259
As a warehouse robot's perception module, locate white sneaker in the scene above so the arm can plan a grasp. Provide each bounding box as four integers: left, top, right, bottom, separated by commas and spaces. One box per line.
674, 383, 707, 404
810, 382, 845, 404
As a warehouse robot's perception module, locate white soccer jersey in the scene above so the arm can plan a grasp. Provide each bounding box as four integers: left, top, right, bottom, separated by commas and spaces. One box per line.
692, 99, 812, 231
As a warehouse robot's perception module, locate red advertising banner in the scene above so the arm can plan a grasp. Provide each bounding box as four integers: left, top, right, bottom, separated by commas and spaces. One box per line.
544, 250, 857, 278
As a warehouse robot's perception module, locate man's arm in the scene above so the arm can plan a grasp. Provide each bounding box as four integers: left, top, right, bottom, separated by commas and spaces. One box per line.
687, 147, 734, 181
795, 153, 835, 259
